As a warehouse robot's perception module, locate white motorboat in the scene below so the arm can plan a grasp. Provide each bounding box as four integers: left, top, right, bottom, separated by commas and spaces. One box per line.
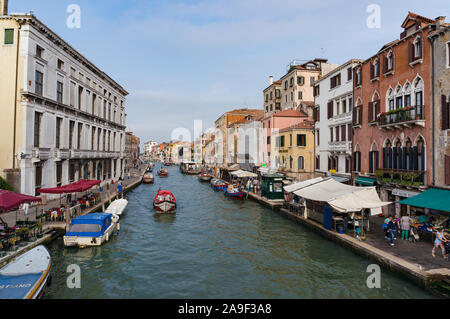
63, 213, 117, 248
105, 199, 128, 216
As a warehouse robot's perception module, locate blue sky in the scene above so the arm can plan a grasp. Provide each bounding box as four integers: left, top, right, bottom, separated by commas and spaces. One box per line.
9, 0, 449, 145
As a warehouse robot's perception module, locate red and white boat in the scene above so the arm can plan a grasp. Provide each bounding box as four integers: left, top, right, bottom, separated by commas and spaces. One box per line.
158, 168, 168, 177
143, 173, 154, 184
153, 190, 176, 213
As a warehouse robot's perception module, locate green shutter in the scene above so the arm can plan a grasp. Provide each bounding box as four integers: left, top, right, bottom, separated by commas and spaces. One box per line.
4, 29, 14, 45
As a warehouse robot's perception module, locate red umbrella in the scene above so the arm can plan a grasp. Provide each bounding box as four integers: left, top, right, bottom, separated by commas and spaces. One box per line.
0, 190, 41, 212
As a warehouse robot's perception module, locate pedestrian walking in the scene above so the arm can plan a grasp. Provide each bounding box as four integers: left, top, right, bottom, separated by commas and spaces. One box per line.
432, 228, 448, 259
386, 216, 398, 246
400, 214, 412, 240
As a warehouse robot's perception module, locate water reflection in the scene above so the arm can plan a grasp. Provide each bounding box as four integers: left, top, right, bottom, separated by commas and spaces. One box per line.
44, 164, 433, 299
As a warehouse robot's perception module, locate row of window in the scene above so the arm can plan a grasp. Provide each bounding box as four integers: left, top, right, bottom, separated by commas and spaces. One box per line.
33, 111, 123, 152
283, 76, 315, 90
273, 134, 307, 147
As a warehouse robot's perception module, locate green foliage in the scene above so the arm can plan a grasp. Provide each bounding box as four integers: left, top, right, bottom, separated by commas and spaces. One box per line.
0, 176, 13, 191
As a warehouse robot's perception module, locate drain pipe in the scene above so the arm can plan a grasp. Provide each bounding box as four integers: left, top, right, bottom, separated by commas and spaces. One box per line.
429, 36, 436, 186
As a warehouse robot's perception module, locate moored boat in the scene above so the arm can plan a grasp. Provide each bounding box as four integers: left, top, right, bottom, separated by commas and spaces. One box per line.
0, 245, 51, 299
211, 178, 227, 191
224, 185, 245, 199
158, 168, 168, 177
63, 213, 117, 248
105, 198, 128, 216
153, 190, 176, 213
198, 173, 213, 182
143, 173, 154, 183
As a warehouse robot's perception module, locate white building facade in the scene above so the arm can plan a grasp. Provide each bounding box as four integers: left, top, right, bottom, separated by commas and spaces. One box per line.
314, 60, 362, 180
3, 14, 128, 197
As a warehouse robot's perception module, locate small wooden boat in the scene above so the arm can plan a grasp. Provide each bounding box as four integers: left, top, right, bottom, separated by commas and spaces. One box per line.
153, 190, 176, 213
0, 245, 51, 299
224, 187, 245, 199
211, 178, 227, 191
64, 213, 117, 248
198, 173, 213, 182
158, 168, 168, 177
105, 199, 128, 216
143, 173, 154, 184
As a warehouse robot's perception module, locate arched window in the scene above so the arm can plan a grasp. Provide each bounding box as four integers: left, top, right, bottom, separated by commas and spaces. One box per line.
416, 137, 425, 171
395, 84, 403, 109
290, 156, 293, 169
386, 88, 394, 111
387, 50, 394, 71
298, 156, 304, 170
405, 138, 413, 170
413, 77, 424, 118
413, 36, 423, 59
383, 139, 392, 169
393, 139, 402, 169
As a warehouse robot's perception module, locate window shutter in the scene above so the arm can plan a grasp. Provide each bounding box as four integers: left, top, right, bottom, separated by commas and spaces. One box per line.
402, 147, 407, 170
388, 148, 393, 169
369, 151, 373, 173
352, 107, 357, 125
360, 106, 363, 125
358, 152, 361, 172
383, 56, 388, 73
418, 38, 423, 59
375, 151, 379, 171
353, 153, 356, 172
413, 146, 419, 171
328, 101, 333, 119
375, 100, 380, 118
368, 102, 373, 122
442, 95, 449, 130
370, 63, 374, 79
408, 42, 414, 63
392, 147, 397, 169
382, 148, 386, 168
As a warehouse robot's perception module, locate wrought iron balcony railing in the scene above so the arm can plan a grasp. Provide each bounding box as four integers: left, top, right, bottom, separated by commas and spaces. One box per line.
378, 105, 425, 128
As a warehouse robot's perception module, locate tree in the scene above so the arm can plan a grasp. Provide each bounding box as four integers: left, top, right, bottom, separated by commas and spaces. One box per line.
0, 176, 13, 191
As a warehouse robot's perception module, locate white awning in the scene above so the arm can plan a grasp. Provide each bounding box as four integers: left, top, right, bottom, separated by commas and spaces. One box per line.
283, 177, 324, 193
230, 170, 258, 178
294, 178, 390, 213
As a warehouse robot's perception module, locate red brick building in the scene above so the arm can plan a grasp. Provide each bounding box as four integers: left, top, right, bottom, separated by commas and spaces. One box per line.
352, 13, 436, 216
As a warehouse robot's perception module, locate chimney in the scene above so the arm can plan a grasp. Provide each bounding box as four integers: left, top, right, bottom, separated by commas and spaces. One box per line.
0, 0, 8, 16
436, 16, 446, 31
269, 76, 273, 85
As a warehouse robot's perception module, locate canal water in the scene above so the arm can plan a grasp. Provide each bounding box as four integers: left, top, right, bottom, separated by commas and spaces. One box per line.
45, 164, 433, 299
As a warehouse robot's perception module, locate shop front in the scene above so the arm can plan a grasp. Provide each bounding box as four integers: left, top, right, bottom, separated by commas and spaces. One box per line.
398, 188, 450, 242
261, 174, 285, 200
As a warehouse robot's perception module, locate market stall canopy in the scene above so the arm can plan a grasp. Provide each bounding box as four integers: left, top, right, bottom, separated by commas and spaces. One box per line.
227, 164, 241, 171
258, 167, 278, 174
293, 178, 390, 214
283, 177, 324, 193
230, 170, 258, 178
398, 188, 450, 213
37, 179, 101, 194
0, 190, 41, 212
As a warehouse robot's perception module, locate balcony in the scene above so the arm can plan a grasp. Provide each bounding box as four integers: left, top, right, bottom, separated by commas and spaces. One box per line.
32, 148, 51, 162
328, 141, 352, 153
375, 169, 426, 188
53, 149, 69, 161
378, 106, 425, 129
70, 150, 82, 158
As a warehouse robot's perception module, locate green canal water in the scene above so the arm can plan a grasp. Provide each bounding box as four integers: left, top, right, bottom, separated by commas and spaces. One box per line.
44, 164, 433, 298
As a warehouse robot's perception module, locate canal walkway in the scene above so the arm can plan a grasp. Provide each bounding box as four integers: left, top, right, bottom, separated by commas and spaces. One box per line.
0, 165, 146, 268
211, 172, 449, 297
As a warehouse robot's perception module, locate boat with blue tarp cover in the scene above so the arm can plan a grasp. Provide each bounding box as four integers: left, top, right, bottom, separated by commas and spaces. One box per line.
0, 245, 51, 299
63, 213, 117, 248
